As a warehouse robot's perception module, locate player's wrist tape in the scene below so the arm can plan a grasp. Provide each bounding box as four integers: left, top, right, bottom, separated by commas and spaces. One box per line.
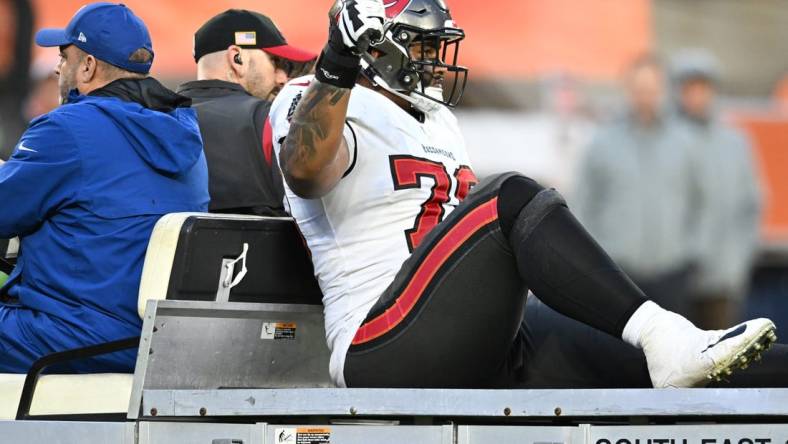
315, 45, 361, 89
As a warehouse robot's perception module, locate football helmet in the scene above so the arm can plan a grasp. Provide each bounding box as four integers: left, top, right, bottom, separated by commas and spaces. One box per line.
358, 0, 469, 113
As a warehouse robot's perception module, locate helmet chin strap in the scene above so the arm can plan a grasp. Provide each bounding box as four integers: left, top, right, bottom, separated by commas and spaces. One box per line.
360, 54, 443, 114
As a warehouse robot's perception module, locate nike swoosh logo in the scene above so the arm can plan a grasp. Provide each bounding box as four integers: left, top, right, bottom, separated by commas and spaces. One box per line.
383, 1, 397, 6
702, 324, 747, 353
17, 144, 37, 153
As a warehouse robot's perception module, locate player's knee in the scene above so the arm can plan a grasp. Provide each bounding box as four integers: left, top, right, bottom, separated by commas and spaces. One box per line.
497, 175, 566, 240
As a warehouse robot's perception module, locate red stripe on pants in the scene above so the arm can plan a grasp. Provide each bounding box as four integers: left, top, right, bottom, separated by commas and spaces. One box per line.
352, 197, 499, 345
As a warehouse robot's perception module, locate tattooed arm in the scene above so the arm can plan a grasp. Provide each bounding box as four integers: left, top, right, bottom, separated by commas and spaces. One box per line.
280, 0, 385, 197
279, 80, 351, 199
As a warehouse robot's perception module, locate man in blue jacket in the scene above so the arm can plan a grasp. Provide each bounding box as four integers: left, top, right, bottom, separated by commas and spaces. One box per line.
0, 2, 209, 373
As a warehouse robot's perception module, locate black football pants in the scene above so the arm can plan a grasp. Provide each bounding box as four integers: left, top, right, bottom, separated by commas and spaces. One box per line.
344, 173, 648, 388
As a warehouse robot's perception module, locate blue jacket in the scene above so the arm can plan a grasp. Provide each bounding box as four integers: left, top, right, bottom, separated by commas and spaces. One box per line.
0, 79, 208, 371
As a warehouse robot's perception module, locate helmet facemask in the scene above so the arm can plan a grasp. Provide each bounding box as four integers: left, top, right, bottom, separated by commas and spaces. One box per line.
359, 5, 468, 113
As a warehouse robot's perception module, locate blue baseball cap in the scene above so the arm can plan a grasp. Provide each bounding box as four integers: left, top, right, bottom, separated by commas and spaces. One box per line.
35, 2, 154, 74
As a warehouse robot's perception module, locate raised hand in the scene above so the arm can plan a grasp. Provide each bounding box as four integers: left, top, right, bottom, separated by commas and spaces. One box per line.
332, 0, 385, 55
316, 0, 386, 88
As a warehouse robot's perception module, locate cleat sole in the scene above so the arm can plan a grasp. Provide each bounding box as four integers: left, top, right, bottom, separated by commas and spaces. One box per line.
705, 322, 777, 383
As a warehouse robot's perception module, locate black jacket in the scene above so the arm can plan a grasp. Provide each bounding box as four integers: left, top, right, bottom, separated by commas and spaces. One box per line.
177, 80, 286, 216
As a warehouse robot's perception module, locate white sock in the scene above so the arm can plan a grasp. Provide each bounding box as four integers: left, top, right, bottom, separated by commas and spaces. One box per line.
621, 300, 665, 349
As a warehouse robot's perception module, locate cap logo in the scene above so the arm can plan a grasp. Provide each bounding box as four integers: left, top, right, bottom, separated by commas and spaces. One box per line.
78, 32, 87, 43
235, 31, 256, 46
384, 0, 412, 19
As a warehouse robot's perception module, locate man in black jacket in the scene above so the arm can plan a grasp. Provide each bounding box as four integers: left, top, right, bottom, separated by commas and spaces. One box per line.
178, 9, 316, 216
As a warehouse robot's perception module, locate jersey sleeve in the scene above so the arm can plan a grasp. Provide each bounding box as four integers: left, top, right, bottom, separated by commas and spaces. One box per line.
342, 121, 358, 177
268, 75, 312, 159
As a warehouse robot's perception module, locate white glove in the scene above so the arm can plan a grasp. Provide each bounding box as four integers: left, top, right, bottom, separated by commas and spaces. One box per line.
335, 0, 386, 54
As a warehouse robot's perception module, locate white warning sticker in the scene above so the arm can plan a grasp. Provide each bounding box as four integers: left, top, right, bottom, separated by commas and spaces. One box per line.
261, 322, 297, 340
275, 428, 296, 444
274, 427, 330, 444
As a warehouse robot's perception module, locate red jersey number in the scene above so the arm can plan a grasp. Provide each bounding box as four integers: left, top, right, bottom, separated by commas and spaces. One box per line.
389, 155, 478, 252
454, 165, 478, 201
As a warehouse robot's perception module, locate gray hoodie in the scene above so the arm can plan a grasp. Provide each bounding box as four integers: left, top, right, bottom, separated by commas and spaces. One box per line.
680, 118, 762, 299
573, 113, 702, 278
670, 48, 763, 299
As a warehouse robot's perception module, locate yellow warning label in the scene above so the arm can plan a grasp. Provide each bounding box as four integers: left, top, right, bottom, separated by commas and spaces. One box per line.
295, 427, 330, 443
297, 427, 330, 434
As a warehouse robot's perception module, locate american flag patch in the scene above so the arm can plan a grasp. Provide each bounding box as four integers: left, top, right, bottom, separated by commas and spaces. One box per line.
234, 31, 256, 45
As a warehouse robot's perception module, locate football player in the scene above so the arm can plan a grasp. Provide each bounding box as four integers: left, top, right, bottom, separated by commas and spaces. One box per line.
269, 0, 777, 388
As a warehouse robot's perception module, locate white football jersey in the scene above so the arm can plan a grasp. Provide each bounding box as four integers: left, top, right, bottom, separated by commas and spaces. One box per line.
270, 75, 476, 386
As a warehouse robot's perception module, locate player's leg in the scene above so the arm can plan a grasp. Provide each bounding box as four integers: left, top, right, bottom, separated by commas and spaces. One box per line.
496, 175, 645, 336
519, 295, 788, 388
345, 173, 529, 388
517, 295, 651, 388
496, 175, 776, 387
347, 173, 776, 388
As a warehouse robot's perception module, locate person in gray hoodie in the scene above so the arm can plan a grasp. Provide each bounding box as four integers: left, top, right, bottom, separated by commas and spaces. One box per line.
671, 49, 762, 330
573, 54, 702, 316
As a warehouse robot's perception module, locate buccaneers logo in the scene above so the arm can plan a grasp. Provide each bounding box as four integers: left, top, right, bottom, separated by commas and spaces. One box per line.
383, 0, 412, 19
